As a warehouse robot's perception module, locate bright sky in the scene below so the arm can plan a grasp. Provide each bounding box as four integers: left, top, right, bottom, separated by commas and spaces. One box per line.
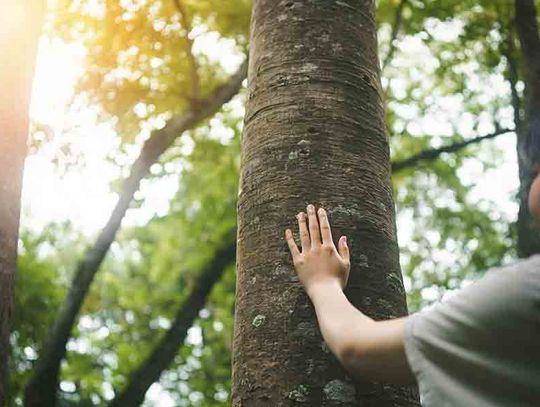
25, 28, 244, 236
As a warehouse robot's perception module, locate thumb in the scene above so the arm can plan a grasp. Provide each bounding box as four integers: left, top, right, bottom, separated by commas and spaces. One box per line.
338, 236, 349, 263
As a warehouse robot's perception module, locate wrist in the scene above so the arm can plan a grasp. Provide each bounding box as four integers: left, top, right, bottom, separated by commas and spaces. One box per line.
306, 279, 343, 301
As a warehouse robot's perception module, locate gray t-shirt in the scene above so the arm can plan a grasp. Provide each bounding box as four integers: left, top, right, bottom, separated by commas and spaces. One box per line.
404, 255, 540, 407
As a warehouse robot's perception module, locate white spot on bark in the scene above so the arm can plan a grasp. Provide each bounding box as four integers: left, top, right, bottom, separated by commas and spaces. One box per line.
358, 254, 369, 267
278, 14, 287, 22
288, 384, 309, 402
323, 379, 356, 402
306, 359, 315, 375
299, 63, 318, 73
332, 43, 343, 52
321, 341, 330, 353
274, 264, 288, 275
336, 1, 355, 10
295, 321, 317, 338
386, 273, 404, 294
289, 151, 299, 160
252, 314, 266, 328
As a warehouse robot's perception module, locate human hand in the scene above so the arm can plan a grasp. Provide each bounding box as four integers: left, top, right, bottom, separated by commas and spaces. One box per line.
285, 204, 350, 297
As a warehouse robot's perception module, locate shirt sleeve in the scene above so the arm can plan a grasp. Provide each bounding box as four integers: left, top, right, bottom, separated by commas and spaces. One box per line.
403, 257, 540, 407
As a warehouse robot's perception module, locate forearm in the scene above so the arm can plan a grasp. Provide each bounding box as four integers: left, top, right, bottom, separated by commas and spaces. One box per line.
308, 282, 414, 384
308, 281, 374, 359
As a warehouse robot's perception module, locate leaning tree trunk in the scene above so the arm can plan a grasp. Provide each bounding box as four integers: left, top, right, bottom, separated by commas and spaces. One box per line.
0, 1, 44, 405
232, 1, 419, 406
514, 0, 540, 258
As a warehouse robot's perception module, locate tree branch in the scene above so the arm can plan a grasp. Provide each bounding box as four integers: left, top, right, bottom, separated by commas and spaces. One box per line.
382, 0, 408, 71
109, 230, 237, 407
23, 58, 248, 407
173, 0, 200, 102
391, 128, 514, 172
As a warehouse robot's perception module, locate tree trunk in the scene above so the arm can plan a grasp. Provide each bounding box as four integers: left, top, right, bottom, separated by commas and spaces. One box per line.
232, 1, 418, 406
514, 0, 540, 258
0, 1, 44, 405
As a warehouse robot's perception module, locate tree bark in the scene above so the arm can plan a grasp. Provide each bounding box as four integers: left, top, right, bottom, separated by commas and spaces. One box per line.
108, 232, 236, 407
0, 1, 44, 405
232, 1, 418, 406
514, 0, 540, 258
23, 60, 247, 407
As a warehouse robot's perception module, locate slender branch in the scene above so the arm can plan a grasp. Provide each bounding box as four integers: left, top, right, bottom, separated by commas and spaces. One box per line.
391, 128, 514, 172
382, 0, 408, 71
173, 0, 200, 102
109, 230, 237, 407
23, 58, 247, 407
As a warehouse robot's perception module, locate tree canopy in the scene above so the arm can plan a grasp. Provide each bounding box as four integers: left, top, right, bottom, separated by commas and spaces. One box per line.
9, 0, 535, 405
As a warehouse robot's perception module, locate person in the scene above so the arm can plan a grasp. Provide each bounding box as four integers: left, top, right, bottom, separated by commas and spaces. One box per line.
284, 172, 540, 406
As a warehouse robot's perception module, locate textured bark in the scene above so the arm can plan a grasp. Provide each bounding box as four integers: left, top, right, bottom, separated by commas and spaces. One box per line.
109, 231, 236, 407
514, 0, 540, 258
23, 60, 247, 407
232, 1, 418, 406
0, 1, 44, 405
391, 128, 513, 172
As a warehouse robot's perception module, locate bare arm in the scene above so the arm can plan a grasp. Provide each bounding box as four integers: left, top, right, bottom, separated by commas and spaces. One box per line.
285, 204, 415, 384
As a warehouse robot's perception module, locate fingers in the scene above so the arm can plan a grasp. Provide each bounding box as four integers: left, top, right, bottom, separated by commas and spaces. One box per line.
338, 236, 350, 264
317, 207, 333, 245
297, 212, 311, 251
285, 229, 301, 261
307, 204, 321, 247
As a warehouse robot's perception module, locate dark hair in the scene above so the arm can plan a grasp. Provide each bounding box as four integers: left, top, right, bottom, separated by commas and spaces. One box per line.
520, 116, 540, 171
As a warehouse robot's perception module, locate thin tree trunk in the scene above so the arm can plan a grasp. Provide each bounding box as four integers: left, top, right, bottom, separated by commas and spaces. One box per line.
514, 0, 540, 258
232, 1, 418, 405
23, 60, 247, 407
109, 232, 236, 407
0, 1, 44, 405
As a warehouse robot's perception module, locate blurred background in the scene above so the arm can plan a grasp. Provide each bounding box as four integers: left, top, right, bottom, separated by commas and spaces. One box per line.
10, 0, 524, 405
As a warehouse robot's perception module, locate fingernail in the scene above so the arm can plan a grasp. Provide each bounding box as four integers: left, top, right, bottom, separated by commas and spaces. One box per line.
297, 212, 304, 219
307, 204, 314, 212
318, 207, 325, 215
343, 236, 347, 244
